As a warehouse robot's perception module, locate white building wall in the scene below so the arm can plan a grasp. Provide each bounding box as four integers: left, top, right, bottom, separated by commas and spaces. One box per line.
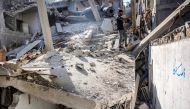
150, 38, 190, 109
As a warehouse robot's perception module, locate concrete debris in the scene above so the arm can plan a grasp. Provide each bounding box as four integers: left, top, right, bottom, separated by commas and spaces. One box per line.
117, 54, 134, 63
89, 67, 96, 73
27, 75, 33, 80
76, 63, 85, 70
89, 62, 96, 67
88, 52, 97, 58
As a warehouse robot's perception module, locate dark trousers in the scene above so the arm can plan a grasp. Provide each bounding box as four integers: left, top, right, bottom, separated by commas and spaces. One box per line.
118, 30, 127, 47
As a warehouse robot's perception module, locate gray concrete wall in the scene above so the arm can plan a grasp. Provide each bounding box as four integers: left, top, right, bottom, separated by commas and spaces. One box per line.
22, 9, 41, 34
149, 38, 190, 109
16, 8, 41, 34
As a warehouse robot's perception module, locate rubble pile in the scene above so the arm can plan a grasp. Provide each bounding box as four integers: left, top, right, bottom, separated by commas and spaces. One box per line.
0, 20, 135, 109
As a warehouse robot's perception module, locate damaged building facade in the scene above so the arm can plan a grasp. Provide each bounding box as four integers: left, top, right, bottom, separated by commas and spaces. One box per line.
0, 0, 40, 51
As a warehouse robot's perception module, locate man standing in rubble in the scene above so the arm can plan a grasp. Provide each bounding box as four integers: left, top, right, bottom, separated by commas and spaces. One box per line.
117, 9, 127, 49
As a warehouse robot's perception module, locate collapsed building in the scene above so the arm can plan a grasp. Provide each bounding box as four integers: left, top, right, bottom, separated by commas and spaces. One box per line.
0, 0, 190, 109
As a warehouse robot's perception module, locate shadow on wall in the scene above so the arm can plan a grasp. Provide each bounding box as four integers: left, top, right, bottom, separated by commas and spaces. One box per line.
149, 59, 161, 109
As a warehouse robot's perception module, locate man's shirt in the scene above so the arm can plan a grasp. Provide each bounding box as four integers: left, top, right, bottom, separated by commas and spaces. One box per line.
117, 16, 124, 30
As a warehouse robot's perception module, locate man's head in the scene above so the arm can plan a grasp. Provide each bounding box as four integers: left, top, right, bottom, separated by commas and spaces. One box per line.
118, 9, 123, 16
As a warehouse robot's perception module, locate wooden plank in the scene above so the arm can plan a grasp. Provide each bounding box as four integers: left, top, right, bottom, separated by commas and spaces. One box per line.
16, 40, 41, 59
133, 0, 190, 57
37, 0, 54, 51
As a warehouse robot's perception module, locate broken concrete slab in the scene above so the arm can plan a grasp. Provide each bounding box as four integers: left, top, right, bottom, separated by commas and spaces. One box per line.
21, 50, 135, 108
16, 40, 41, 59
0, 77, 96, 109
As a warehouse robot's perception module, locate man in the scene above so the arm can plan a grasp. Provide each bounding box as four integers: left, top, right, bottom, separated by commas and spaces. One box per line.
117, 9, 127, 49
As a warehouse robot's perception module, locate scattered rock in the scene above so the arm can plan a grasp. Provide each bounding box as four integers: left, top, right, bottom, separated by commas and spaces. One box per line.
97, 59, 102, 62
27, 76, 33, 80
103, 61, 110, 64
83, 82, 88, 85
116, 70, 125, 75
75, 63, 84, 70
90, 45, 97, 52
118, 81, 126, 88
90, 68, 96, 73
91, 93, 99, 99
67, 72, 72, 76
117, 54, 134, 63
74, 50, 83, 57
95, 52, 105, 57
90, 62, 96, 67
88, 53, 96, 58
113, 82, 118, 86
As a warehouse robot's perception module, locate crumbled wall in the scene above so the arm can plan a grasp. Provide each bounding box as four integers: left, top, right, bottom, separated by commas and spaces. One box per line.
21, 9, 41, 34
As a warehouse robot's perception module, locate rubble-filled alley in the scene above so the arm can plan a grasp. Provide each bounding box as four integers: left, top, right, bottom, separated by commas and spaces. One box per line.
0, 0, 190, 109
